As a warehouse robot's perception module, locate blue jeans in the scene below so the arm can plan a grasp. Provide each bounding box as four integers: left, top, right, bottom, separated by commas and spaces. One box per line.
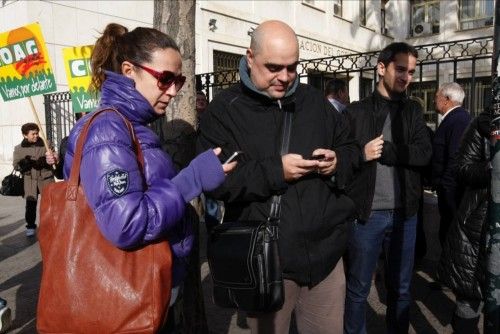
344, 210, 417, 334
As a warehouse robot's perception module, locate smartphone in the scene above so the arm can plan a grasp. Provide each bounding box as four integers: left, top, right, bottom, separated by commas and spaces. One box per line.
224, 151, 244, 164
309, 154, 325, 161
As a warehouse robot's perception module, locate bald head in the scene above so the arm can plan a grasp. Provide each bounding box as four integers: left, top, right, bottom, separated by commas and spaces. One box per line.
246, 20, 299, 99
250, 20, 299, 56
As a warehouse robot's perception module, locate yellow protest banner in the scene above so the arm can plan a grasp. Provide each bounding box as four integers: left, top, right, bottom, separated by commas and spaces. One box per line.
0, 22, 56, 101
62, 45, 98, 113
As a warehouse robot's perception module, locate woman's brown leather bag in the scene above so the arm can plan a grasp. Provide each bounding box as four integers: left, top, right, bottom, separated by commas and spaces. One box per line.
37, 109, 172, 333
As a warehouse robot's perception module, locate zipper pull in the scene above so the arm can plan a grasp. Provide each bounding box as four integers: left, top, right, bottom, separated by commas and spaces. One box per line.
277, 99, 282, 110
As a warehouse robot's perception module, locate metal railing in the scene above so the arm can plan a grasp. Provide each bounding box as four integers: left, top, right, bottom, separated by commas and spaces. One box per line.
44, 91, 74, 149
197, 36, 493, 127
197, 36, 493, 95
46, 36, 494, 141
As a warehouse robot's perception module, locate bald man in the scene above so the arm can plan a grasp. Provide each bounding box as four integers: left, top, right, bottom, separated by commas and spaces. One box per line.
198, 20, 359, 333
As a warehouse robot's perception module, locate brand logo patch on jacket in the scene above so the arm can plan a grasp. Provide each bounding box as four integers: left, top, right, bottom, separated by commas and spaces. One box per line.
106, 169, 129, 196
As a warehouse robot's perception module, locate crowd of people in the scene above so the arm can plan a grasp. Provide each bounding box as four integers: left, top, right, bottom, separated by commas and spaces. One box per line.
0, 19, 496, 334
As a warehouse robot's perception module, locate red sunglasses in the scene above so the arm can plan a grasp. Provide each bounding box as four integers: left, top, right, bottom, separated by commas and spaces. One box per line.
131, 61, 186, 91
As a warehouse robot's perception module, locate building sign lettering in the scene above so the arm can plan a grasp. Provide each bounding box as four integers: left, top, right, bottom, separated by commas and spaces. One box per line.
298, 37, 351, 58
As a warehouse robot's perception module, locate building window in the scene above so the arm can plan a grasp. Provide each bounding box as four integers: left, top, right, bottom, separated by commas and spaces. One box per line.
459, 0, 494, 30
307, 71, 328, 91
381, 0, 389, 34
408, 81, 438, 128
457, 77, 491, 117
213, 50, 242, 96
213, 50, 241, 72
360, 77, 374, 100
360, 0, 367, 26
410, 0, 440, 37
333, 0, 342, 17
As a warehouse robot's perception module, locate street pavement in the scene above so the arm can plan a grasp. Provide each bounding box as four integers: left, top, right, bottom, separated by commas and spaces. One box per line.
0, 193, 482, 333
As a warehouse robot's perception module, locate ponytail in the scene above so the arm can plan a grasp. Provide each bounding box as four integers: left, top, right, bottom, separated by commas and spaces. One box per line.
90, 23, 128, 92
90, 23, 180, 92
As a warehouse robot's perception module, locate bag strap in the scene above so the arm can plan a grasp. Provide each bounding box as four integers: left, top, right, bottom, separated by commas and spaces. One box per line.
269, 110, 293, 221
66, 108, 144, 201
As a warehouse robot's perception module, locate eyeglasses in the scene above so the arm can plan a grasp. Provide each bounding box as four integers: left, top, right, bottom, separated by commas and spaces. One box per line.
130, 61, 186, 92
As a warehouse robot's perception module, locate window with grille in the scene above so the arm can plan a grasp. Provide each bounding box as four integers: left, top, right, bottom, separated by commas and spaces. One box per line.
408, 81, 438, 127
213, 50, 242, 96
456, 77, 491, 116
459, 0, 494, 30
213, 50, 241, 72
360, 77, 374, 100
410, 0, 440, 37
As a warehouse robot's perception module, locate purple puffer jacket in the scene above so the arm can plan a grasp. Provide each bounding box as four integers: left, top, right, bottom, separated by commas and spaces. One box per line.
64, 71, 224, 285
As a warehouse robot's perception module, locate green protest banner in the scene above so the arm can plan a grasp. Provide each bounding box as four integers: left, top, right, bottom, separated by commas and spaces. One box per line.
62, 45, 98, 113
0, 22, 56, 101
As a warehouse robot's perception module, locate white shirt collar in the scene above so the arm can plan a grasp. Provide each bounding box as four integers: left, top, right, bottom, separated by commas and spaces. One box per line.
328, 98, 346, 113
440, 105, 460, 122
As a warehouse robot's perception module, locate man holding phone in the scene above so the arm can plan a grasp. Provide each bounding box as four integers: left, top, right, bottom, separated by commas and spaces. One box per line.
197, 20, 359, 333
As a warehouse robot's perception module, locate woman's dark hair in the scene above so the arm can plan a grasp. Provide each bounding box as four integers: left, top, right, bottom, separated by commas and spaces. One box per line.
377, 42, 418, 66
21, 123, 39, 135
90, 23, 180, 91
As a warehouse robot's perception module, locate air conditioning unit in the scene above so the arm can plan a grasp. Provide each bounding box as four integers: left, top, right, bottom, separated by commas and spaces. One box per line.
412, 22, 432, 36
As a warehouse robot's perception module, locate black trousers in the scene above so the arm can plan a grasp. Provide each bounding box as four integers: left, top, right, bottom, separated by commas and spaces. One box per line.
25, 197, 37, 229
436, 186, 459, 245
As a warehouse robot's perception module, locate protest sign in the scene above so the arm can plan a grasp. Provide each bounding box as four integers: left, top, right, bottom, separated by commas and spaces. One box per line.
62, 45, 98, 113
0, 22, 56, 101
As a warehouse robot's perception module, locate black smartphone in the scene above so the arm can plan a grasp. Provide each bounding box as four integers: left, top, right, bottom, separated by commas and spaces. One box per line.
309, 154, 325, 161
224, 151, 244, 164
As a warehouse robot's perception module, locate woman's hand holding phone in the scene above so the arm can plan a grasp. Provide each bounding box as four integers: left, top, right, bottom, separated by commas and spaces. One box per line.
213, 148, 238, 175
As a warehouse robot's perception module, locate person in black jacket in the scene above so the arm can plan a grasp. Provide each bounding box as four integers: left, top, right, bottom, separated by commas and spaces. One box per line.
344, 42, 432, 334
438, 112, 492, 334
432, 82, 472, 245
325, 78, 350, 113
197, 20, 359, 333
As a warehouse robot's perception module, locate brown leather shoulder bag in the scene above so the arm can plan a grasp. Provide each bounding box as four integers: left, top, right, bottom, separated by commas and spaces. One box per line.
37, 109, 172, 333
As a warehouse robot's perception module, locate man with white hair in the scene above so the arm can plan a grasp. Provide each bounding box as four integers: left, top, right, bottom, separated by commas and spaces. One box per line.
432, 82, 471, 245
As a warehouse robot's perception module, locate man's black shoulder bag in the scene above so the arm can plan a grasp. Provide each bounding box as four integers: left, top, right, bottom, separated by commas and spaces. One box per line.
207, 110, 292, 313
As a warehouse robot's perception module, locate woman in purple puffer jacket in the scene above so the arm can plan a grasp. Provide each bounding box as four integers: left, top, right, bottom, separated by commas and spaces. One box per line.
56, 23, 234, 309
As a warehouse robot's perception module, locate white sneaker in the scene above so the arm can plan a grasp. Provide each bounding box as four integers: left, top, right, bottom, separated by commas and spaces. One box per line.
0, 306, 11, 334
26, 228, 36, 237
